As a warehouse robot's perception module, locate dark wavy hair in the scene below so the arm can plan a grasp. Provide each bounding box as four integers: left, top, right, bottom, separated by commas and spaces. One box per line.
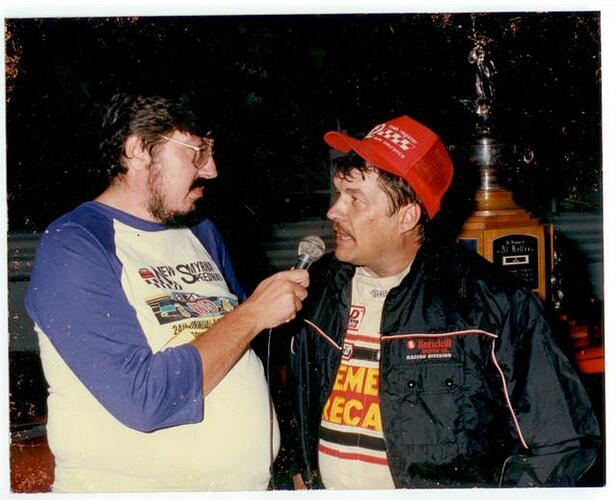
99, 94, 199, 179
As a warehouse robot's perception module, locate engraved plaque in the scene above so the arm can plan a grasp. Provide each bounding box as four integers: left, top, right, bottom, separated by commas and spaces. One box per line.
492, 234, 539, 289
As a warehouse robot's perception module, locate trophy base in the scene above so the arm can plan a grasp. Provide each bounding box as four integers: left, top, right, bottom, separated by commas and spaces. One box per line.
458, 187, 553, 301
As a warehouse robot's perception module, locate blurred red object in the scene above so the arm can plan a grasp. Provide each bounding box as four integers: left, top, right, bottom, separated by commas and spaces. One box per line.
576, 345, 605, 375
10, 435, 54, 493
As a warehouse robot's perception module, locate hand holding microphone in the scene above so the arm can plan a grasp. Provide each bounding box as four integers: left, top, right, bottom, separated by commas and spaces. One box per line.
191, 236, 325, 400
242, 235, 325, 331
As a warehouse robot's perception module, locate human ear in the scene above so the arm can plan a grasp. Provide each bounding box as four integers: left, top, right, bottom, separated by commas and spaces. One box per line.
398, 202, 422, 234
123, 135, 150, 171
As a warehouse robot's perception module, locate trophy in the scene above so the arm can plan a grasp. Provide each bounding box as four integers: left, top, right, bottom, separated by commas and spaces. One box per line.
457, 41, 554, 301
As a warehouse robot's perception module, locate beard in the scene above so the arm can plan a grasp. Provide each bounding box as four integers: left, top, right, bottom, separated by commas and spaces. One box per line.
146, 168, 205, 228
148, 196, 199, 228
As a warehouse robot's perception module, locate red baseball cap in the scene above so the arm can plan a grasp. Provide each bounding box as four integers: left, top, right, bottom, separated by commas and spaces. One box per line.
324, 115, 454, 219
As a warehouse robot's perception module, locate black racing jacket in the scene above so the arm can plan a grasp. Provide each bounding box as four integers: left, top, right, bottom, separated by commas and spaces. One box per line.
288, 243, 600, 488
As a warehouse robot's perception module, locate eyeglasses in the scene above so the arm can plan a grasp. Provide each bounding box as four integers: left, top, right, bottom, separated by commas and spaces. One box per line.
158, 134, 214, 169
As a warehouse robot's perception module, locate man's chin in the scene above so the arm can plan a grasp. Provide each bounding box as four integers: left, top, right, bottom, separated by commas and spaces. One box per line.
334, 247, 355, 264
160, 207, 201, 228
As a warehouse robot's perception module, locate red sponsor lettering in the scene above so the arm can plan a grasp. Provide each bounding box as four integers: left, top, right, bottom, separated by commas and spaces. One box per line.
407, 337, 453, 354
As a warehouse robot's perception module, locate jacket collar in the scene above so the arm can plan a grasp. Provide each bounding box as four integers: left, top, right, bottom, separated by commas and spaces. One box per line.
325, 243, 431, 294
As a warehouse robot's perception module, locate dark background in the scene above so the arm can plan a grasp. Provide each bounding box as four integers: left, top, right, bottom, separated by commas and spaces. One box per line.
6, 12, 602, 287
4, 11, 605, 489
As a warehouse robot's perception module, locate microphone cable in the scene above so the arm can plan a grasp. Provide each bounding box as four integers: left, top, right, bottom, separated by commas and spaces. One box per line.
265, 235, 325, 489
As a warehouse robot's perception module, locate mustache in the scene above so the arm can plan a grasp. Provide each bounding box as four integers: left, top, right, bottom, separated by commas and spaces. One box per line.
190, 179, 208, 190
332, 222, 352, 236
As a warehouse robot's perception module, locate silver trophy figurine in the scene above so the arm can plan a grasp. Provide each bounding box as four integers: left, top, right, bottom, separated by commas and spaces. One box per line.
468, 42, 497, 131
467, 40, 502, 194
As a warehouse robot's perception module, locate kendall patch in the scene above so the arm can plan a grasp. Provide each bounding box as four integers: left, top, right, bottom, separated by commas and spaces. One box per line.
406, 336, 454, 361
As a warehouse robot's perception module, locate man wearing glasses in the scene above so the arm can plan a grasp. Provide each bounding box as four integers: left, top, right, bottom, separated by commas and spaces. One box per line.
25, 94, 309, 492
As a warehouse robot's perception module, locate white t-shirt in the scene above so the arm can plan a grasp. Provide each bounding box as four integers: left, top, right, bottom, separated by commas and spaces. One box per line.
319, 263, 411, 489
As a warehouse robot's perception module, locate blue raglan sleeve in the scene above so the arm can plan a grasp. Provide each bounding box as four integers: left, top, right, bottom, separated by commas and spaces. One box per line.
25, 222, 205, 432
191, 219, 247, 301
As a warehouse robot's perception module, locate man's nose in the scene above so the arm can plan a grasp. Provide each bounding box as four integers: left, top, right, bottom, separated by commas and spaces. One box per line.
198, 157, 218, 179
326, 198, 343, 221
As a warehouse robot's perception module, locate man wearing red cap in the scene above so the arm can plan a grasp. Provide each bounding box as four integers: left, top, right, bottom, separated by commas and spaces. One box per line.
287, 115, 599, 489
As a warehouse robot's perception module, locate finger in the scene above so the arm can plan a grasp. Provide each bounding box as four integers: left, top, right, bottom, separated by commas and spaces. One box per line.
284, 309, 297, 323
293, 296, 303, 312
292, 283, 308, 301
286, 269, 309, 287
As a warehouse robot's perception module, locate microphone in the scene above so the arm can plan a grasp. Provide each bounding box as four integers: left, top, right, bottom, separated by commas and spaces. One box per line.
293, 235, 326, 270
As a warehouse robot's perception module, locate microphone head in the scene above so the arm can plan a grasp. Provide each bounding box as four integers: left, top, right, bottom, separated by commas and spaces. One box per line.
296, 235, 326, 269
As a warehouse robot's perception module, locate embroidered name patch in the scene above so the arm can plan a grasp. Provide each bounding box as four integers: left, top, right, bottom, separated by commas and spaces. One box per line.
406, 337, 454, 361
